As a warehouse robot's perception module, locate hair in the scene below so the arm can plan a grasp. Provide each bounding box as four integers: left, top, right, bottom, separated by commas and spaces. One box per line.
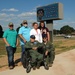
38, 21, 45, 29
32, 22, 38, 27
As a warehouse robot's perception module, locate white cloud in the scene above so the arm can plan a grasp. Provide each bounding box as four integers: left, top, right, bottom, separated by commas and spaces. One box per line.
18, 12, 36, 17
1, 8, 19, 12
0, 13, 8, 17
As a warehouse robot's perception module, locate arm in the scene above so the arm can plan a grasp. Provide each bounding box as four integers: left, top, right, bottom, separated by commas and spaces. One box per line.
16, 38, 19, 47
3, 38, 10, 46
47, 32, 50, 41
19, 34, 27, 43
39, 29, 42, 43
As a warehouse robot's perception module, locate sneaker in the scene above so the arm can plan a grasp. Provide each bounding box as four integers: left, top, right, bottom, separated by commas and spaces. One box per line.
48, 63, 52, 67
37, 64, 40, 69
9, 66, 14, 69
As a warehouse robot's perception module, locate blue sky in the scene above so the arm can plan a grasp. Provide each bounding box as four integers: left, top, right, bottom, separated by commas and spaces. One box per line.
0, 0, 75, 30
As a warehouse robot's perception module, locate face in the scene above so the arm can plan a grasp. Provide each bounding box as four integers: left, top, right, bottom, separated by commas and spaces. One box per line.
30, 38, 35, 42
40, 22, 44, 27
9, 25, 14, 30
23, 23, 28, 27
33, 24, 38, 29
43, 37, 47, 42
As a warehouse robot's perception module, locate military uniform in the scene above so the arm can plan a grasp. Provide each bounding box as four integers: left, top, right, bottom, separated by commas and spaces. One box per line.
43, 41, 55, 65
25, 41, 43, 67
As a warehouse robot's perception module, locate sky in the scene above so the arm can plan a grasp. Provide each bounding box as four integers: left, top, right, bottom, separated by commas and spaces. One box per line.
0, 0, 75, 31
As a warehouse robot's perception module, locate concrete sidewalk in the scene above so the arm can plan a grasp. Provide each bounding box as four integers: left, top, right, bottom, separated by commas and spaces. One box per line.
0, 49, 75, 75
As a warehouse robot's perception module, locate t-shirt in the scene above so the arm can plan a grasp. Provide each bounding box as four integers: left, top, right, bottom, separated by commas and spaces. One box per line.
3, 29, 18, 47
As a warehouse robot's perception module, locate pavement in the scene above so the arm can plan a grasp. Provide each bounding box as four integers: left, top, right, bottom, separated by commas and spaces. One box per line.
0, 49, 75, 75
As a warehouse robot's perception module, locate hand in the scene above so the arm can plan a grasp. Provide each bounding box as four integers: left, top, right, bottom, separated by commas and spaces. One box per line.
24, 40, 27, 43
32, 47, 37, 50
45, 51, 48, 56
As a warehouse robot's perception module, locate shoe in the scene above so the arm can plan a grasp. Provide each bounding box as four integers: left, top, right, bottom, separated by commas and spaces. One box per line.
9, 66, 14, 69
37, 64, 40, 69
33, 66, 36, 70
48, 63, 52, 67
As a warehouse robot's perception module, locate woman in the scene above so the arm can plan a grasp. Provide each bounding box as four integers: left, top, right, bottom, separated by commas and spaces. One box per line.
38, 21, 50, 41
30, 22, 42, 43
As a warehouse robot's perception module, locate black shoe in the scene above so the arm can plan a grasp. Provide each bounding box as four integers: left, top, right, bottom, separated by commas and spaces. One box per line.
37, 64, 40, 69
33, 66, 36, 70
48, 63, 52, 67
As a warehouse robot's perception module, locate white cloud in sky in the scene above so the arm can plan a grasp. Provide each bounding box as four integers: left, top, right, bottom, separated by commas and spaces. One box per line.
1, 8, 19, 12
0, 13, 8, 17
18, 12, 36, 17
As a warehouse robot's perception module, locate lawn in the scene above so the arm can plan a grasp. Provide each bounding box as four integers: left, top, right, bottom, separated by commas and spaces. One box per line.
0, 36, 75, 56
0, 36, 75, 69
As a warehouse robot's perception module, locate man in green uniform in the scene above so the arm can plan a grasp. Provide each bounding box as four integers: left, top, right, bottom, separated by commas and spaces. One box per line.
43, 34, 55, 67
25, 35, 43, 70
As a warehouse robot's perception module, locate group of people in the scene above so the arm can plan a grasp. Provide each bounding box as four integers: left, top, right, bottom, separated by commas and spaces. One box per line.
3, 20, 55, 70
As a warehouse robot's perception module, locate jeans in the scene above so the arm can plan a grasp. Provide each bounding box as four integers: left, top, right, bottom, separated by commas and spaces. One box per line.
21, 45, 25, 62
6, 46, 16, 67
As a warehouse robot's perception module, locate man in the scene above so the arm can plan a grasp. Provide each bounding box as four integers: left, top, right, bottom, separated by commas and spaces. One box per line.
43, 34, 55, 67
25, 35, 43, 70
3, 22, 18, 69
18, 20, 31, 62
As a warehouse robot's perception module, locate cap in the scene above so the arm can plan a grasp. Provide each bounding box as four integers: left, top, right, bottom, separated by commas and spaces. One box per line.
22, 20, 27, 24
30, 35, 35, 39
8, 22, 14, 26
42, 34, 47, 39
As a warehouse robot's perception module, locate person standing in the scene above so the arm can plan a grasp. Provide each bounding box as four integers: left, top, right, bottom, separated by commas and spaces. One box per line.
38, 21, 50, 41
30, 22, 42, 43
18, 20, 31, 62
3, 22, 18, 69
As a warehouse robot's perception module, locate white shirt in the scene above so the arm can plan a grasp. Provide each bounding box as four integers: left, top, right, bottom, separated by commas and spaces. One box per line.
30, 29, 42, 43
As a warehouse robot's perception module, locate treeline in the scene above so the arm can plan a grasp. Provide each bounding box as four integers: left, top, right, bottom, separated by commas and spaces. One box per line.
0, 25, 75, 38
53, 25, 75, 35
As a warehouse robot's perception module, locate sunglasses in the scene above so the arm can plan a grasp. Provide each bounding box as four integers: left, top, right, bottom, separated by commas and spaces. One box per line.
23, 23, 27, 24
9, 25, 13, 27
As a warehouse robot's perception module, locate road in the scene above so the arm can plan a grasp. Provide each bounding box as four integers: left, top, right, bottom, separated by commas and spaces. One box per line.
0, 49, 75, 75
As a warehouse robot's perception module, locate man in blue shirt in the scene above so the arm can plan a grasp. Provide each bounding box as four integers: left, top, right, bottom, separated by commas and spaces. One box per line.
18, 20, 31, 62
3, 22, 18, 69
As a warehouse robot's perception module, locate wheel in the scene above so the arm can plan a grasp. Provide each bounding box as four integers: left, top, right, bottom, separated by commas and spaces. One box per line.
26, 64, 31, 73
44, 61, 49, 70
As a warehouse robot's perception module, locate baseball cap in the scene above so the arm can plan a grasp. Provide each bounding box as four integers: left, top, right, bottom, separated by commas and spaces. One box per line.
22, 20, 27, 24
30, 35, 35, 39
8, 22, 14, 26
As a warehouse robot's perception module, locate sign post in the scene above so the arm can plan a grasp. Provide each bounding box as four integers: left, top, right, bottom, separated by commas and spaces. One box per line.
37, 2, 63, 42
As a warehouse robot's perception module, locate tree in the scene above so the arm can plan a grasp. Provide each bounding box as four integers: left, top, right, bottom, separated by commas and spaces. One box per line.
60, 25, 74, 35
0, 25, 4, 38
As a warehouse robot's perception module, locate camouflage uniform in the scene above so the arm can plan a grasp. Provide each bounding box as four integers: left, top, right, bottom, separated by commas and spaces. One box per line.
25, 41, 43, 66
43, 41, 55, 65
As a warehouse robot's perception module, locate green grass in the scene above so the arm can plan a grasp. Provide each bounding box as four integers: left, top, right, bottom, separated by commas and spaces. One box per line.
0, 36, 75, 57
0, 38, 21, 57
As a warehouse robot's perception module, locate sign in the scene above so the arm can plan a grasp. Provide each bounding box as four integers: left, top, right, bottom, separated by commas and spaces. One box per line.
37, 3, 63, 21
